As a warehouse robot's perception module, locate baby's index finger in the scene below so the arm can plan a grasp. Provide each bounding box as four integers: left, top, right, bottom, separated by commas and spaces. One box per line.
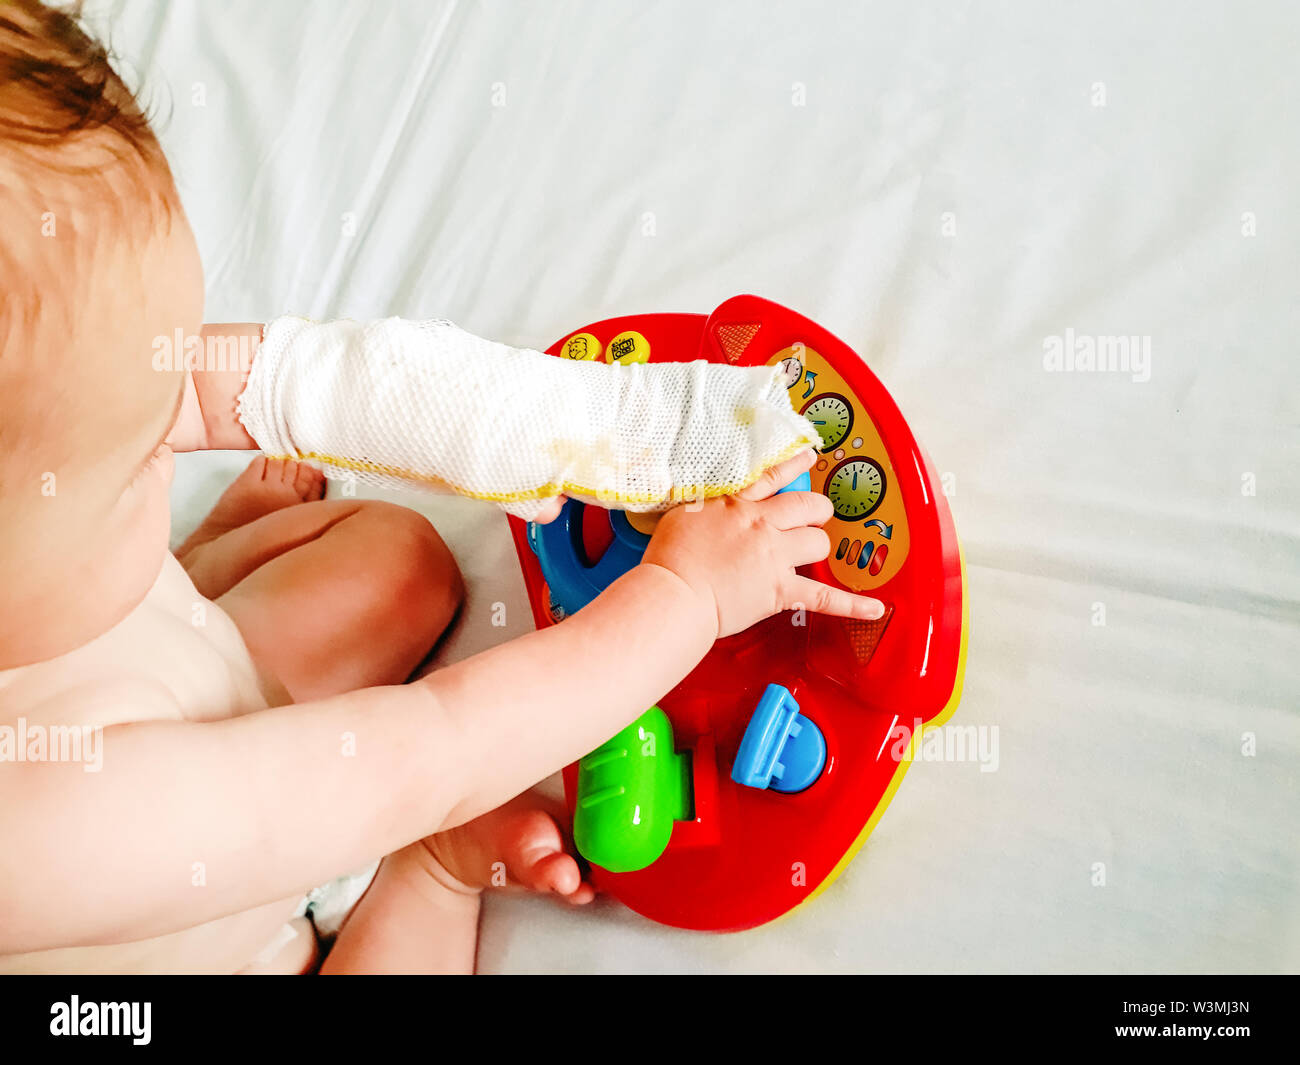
787, 576, 886, 621
737, 448, 817, 502
762, 490, 833, 531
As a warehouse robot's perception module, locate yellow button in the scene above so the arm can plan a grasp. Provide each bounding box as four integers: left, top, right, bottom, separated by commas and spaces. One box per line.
605, 330, 650, 365
561, 332, 602, 361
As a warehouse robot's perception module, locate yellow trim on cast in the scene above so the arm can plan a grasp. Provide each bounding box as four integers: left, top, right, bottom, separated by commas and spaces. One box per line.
264, 435, 819, 509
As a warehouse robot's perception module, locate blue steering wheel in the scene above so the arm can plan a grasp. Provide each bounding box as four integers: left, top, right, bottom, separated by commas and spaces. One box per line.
527, 501, 651, 616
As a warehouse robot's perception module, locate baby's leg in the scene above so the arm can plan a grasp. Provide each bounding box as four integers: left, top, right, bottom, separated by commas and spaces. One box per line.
320, 843, 481, 974
177, 454, 330, 575
321, 791, 594, 974
179, 457, 464, 701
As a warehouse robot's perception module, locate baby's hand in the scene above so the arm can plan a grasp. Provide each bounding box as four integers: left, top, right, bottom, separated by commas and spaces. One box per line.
641, 450, 885, 639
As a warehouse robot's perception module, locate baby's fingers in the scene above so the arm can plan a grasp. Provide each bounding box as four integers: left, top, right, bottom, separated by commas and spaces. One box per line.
763, 489, 833, 531
531, 495, 568, 524
737, 449, 816, 502
784, 575, 885, 621
784, 525, 833, 567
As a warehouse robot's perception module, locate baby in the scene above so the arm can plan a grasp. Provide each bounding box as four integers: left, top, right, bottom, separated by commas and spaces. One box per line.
0, 1, 881, 973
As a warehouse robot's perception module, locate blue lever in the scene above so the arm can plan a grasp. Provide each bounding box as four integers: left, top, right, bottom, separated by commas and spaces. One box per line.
731, 683, 826, 794
776, 470, 811, 494
528, 500, 650, 616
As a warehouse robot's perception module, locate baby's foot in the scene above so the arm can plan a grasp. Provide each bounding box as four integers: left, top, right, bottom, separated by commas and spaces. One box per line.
178, 456, 326, 558
421, 790, 596, 905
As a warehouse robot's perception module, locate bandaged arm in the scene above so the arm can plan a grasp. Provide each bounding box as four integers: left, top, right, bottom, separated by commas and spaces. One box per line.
236, 317, 819, 519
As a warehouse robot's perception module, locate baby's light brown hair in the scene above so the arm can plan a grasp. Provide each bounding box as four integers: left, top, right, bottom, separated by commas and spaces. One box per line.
0, 0, 177, 482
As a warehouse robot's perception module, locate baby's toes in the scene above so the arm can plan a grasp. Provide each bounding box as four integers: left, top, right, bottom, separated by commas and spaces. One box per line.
507, 810, 591, 898
258, 458, 319, 503
524, 849, 596, 905
273, 457, 302, 487
555, 864, 597, 906
525, 850, 589, 900
257, 457, 295, 487
292, 461, 326, 502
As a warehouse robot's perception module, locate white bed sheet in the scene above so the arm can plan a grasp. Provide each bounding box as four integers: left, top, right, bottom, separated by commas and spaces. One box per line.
97, 0, 1298, 972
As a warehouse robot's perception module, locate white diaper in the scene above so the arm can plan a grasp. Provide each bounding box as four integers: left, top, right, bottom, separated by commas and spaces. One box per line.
247, 862, 379, 968
237, 316, 818, 519
293, 861, 380, 940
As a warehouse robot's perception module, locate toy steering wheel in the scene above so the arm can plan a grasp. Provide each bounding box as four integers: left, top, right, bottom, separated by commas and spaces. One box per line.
507, 295, 967, 931
526, 503, 651, 617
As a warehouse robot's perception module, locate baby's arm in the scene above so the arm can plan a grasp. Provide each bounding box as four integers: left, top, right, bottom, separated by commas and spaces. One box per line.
165, 319, 820, 518
164, 324, 261, 452
2, 455, 878, 954
0, 560, 710, 954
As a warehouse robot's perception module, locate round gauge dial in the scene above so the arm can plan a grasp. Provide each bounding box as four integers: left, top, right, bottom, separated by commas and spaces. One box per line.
776, 356, 804, 389
825, 456, 886, 521
800, 392, 853, 452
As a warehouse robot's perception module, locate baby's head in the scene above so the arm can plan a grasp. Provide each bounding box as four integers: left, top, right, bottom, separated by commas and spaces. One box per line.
0, 0, 203, 664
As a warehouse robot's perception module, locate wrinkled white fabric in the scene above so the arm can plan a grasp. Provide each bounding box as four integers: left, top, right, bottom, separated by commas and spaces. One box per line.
236, 317, 818, 519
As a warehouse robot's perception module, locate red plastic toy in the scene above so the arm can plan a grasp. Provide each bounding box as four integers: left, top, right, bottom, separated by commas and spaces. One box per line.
508, 295, 967, 931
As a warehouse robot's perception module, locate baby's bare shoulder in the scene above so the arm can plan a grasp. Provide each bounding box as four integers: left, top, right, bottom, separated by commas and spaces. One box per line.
0, 557, 273, 731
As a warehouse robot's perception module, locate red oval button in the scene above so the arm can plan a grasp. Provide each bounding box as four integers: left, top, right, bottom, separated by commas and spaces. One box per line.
867, 542, 889, 576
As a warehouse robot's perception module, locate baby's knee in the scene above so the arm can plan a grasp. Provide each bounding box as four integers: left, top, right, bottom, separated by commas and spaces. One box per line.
350, 501, 464, 631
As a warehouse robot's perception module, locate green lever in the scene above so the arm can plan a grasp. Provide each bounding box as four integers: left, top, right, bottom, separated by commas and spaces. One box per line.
573, 706, 692, 873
